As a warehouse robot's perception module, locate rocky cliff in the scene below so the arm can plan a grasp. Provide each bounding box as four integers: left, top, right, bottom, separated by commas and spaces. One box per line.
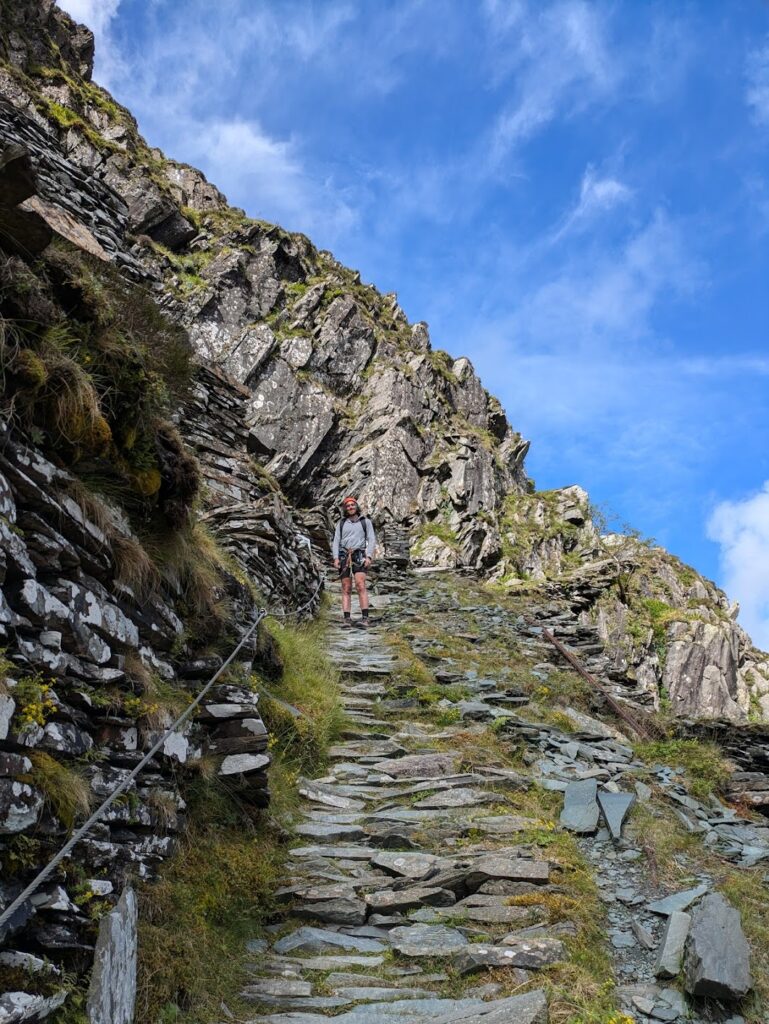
0, 1, 769, 1020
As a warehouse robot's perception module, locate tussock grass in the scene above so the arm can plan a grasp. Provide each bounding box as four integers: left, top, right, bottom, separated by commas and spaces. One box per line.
258, 615, 344, 775
136, 776, 285, 1024
635, 738, 730, 801
26, 751, 91, 829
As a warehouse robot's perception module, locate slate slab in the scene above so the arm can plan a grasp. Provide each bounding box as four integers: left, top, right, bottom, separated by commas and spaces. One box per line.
597, 790, 636, 840
465, 855, 550, 887
560, 779, 599, 834
647, 884, 709, 916
684, 893, 752, 999
273, 927, 386, 955
374, 753, 456, 778
388, 924, 468, 957
294, 822, 367, 842
655, 910, 690, 979
371, 851, 437, 879
413, 788, 494, 809
295, 897, 367, 925
454, 938, 563, 972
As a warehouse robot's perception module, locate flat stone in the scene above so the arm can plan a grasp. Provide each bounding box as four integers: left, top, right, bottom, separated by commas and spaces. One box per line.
413, 788, 493, 809
265, 954, 385, 971
245, 979, 312, 997
242, 989, 548, 1024
332, 987, 436, 1002
647, 884, 709, 916
289, 845, 377, 861
684, 893, 752, 999
465, 855, 550, 887
455, 938, 563, 972
598, 790, 636, 840
560, 779, 599, 834
294, 822, 367, 842
299, 778, 366, 810
365, 888, 455, 913
295, 897, 367, 926
655, 911, 690, 979
273, 928, 385, 956
219, 753, 270, 776
371, 851, 438, 880
389, 924, 468, 957
372, 755, 456, 780
631, 919, 656, 951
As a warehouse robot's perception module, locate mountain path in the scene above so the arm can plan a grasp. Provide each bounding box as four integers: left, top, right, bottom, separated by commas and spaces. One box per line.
236, 572, 750, 1024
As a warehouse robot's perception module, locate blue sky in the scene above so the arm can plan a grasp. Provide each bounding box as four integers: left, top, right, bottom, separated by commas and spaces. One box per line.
59, 0, 769, 646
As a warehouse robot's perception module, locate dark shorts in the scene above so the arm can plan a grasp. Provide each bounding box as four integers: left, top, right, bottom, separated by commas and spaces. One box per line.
339, 548, 367, 579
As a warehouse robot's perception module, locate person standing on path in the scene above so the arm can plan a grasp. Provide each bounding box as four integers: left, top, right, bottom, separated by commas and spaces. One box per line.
332, 496, 376, 627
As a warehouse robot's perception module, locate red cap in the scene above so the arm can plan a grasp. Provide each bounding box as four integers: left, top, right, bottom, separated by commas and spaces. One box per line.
342, 496, 358, 506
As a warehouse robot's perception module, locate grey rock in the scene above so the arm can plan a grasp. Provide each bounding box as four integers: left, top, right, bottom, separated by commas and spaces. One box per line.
560, 779, 599, 834
86, 887, 137, 1024
647, 884, 709, 916
413, 788, 493, 809
684, 893, 752, 999
294, 822, 366, 842
389, 924, 468, 957
0, 779, 43, 834
273, 928, 386, 956
655, 910, 690, 979
370, 851, 437, 879
296, 897, 367, 926
465, 855, 550, 888
457, 938, 563, 971
631, 919, 656, 950
597, 790, 635, 840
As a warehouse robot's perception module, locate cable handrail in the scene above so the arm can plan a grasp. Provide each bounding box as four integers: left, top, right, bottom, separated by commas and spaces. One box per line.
0, 568, 325, 934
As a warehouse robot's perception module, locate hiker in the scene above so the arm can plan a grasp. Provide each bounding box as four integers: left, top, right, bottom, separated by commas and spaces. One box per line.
332, 496, 376, 627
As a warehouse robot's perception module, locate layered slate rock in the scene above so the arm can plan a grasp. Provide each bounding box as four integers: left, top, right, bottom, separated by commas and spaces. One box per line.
560, 779, 600, 834
684, 894, 752, 1000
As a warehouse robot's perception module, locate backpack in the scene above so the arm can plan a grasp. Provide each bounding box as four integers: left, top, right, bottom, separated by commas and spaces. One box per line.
338, 515, 371, 551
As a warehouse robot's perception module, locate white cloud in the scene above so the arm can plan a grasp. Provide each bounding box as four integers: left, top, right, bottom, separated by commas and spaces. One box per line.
486, 0, 617, 163
746, 37, 769, 126
185, 119, 357, 239
550, 164, 632, 241
707, 483, 769, 650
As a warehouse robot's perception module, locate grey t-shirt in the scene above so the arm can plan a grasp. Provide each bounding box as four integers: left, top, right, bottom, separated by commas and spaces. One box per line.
332, 516, 376, 558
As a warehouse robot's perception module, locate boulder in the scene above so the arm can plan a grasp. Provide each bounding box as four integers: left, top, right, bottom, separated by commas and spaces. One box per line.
684, 893, 751, 999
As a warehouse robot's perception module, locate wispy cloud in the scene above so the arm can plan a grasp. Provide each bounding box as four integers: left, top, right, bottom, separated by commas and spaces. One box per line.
485, 0, 617, 163
184, 118, 358, 239
707, 483, 769, 650
746, 36, 769, 126
550, 164, 632, 241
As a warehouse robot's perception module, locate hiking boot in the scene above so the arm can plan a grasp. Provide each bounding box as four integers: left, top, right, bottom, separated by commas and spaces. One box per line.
361, 618, 372, 628
341, 618, 352, 628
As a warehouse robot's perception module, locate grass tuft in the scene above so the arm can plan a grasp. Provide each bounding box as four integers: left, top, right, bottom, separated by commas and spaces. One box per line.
26, 751, 91, 829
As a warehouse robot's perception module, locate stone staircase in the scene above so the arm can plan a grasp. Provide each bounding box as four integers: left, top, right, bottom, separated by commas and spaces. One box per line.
233, 572, 757, 1024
